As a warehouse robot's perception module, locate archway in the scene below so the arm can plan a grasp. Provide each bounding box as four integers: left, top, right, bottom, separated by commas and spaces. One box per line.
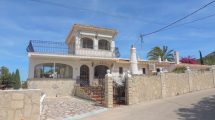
80, 65, 89, 86
34, 63, 73, 79
94, 65, 109, 79
98, 39, 110, 50
81, 37, 94, 49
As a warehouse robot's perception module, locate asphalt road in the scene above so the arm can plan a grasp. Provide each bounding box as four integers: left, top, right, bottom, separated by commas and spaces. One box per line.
83, 88, 215, 120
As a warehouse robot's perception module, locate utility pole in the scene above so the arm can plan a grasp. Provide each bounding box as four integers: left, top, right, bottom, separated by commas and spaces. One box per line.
139, 34, 144, 60
140, 34, 144, 49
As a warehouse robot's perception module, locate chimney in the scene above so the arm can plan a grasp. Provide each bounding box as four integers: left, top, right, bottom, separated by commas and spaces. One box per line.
130, 45, 139, 74
174, 51, 180, 64
158, 56, 162, 62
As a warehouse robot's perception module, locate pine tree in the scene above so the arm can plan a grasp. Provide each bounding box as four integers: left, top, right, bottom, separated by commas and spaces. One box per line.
0, 66, 13, 89
199, 51, 204, 65
13, 69, 21, 89
10, 72, 15, 88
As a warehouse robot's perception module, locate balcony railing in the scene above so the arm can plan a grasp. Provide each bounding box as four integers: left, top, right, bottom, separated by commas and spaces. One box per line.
76, 48, 115, 58
26, 40, 71, 55
26, 40, 120, 58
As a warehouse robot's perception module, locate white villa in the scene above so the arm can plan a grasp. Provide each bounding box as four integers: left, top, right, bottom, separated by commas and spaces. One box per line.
27, 24, 209, 86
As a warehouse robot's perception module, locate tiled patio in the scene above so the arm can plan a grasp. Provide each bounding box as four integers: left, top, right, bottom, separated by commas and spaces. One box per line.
41, 97, 105, 120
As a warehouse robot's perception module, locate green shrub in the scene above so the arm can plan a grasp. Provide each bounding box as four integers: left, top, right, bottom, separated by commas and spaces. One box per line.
172, 67, 186, 73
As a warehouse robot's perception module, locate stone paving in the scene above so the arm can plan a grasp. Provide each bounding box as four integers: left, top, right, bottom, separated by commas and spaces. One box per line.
41, 97, 104, 120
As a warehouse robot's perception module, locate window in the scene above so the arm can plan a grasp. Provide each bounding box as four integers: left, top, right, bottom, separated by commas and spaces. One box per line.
34, 63, 73, 79
34, 63, 54, 78
156, 68, 161, 73
119, 67, 123, 74
98, 39, 110, 50
94, 65, 108, 79
55, 63, 73, 78
142, 68, 146, 74
81, 37, 93, 49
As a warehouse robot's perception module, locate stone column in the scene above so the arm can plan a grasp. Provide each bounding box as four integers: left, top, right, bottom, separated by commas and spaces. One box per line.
111, 40, 115, 52
94, 38, 98, 50
185, 67, 193, 92
160, 72, 167, 98
75, 36, 80, 49
125, 71, 133, 105
104, 70, 113, 108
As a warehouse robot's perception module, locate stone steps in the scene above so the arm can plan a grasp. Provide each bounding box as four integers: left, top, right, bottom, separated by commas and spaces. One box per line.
80, 86, 104, 104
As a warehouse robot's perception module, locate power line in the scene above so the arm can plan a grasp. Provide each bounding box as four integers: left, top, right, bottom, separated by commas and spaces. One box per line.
29, 0, 165, 25
142, 0, 215, 37
137, 12, 215, 49
165, 13, 215, 30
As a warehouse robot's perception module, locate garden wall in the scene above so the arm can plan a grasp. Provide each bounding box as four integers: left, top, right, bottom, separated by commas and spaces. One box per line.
0, 89, 41, 120
126, 70, 215, 104
28, 79, 76, 97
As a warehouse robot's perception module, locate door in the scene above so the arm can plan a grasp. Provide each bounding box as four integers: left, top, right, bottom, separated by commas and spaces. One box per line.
80, 65, 89, 86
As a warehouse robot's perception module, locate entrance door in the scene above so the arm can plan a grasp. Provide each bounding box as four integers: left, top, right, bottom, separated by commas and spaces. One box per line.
80, 65, 89, 86
94, 65, 109, 79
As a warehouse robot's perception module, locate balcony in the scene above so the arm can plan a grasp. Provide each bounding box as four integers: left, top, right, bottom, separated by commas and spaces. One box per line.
76, 48, 115, 58
27, 40, 70, 55
27, 40, 119, 58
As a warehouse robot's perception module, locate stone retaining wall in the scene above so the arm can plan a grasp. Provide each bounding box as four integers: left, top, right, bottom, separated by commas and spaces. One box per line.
126, 70, 215, 104
0, 89, 41, 120
28, 79, 76, 98
74, 86, 91, 100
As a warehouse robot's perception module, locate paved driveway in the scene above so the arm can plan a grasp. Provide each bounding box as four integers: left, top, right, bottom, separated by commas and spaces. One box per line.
41, 97, 104, 120
83, 88, 215, 120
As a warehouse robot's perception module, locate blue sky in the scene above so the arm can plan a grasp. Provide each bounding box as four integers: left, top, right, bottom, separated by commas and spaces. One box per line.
0, 0, 215, 80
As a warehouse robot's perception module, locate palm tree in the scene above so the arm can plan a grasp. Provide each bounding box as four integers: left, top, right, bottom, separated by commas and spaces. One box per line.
147, 46, 174, 61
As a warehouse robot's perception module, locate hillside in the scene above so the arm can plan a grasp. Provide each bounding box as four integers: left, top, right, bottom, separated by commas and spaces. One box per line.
203, 51, 215, 65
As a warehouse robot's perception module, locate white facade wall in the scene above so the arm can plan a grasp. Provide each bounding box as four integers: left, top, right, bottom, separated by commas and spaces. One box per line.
28, 56, 130, 85
70, 31, 115, 58
112, 63, 130, 76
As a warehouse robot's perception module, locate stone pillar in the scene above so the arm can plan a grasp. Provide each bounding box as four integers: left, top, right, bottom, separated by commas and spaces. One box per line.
104, 70, 113, 108
130, 45, 139, 75
125, 71, 133, 105
160, 73, 167, 98
174, 51, 180, 64
111, 40, 115, 52
75, 36, 80, 49
94, 38, 98, 50
186, 67, 193, 92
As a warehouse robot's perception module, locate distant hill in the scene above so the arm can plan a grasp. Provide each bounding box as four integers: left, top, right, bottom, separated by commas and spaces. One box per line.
205, 51, 215, 58
202, 51, 215, 65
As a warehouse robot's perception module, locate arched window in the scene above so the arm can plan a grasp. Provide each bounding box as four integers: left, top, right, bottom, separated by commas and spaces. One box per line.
34, 63, 73, 79
81, 37, 93, 49
94, 65, 109, 79
98, 39, 110, 50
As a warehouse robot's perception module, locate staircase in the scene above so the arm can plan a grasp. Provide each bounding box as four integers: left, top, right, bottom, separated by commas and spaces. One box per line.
79, 86, 104, 105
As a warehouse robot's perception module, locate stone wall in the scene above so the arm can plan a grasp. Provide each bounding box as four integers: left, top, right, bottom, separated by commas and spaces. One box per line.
191, 71, 214, 91
0, 89, 41, 120
164, 73, 190, 97
126, 70, 215, 104
130, 75, 162, 103
74, 85, 91, 100
28, 79, 76, 98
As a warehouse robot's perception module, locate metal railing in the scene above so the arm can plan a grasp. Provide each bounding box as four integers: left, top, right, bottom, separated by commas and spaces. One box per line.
26, 40, 120, 57
26, 40, 71, 55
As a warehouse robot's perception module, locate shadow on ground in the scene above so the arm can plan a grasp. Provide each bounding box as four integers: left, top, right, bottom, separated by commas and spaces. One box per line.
177, 95, 215, 120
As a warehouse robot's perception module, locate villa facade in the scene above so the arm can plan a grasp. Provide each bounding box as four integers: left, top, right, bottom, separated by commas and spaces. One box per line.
27, 24, 209, 86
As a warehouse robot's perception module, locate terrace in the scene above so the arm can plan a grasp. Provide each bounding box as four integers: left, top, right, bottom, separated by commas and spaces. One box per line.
26, 40, 71, 55
26, 40, 119, 58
